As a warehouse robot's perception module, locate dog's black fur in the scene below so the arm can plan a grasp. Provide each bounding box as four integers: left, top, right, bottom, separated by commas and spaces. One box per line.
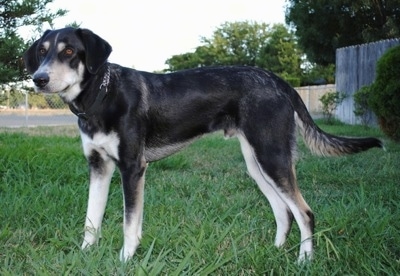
24, 27, 382, 262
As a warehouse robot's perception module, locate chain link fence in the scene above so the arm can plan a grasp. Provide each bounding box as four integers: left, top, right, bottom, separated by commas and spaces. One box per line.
0, 82, 76, 127
1, 82, 333, 128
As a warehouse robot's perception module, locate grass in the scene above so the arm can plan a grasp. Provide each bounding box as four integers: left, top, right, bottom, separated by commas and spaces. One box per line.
0, 120, 399, 274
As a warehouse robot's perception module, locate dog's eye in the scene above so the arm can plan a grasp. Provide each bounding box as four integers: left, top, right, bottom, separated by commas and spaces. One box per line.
38, 47, 47, 55
64, 48, 74, 56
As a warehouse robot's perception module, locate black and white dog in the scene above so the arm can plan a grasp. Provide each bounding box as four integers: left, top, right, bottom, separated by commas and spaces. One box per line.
24, 27, 382, 262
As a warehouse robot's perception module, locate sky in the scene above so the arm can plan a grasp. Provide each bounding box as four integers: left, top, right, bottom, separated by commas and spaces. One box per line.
45, 0, 286, 72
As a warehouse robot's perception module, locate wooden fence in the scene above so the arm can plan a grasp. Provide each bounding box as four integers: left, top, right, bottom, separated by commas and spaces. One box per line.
295, 84, 335, 116
335, 39, 400, 125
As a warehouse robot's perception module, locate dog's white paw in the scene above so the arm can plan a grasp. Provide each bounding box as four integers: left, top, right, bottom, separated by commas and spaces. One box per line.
119, 236, 140, 262
119, 245, 135, 262
297, 248, 313, 264
81, 237, 97, 250
81, 239, 93, 250
81, 228, 100, 250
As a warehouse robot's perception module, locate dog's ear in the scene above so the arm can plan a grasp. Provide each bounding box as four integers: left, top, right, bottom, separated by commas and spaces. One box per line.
23, 30, 51, 74
76, 28, 112, 74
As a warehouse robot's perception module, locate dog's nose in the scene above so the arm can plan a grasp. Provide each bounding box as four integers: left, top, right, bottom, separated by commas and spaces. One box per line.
33, 72, 49, 88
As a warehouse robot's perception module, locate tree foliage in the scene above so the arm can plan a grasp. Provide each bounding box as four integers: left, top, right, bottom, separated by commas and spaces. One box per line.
166, 21, 269, 70
302, 63, 335, 85
286, 0, 400, 65
165, 22, 302, 84
258, 24, 302, 81
0, 0, 66, 84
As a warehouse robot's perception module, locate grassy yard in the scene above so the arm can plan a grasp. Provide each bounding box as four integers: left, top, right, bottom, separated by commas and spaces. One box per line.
0, 121, 399, 275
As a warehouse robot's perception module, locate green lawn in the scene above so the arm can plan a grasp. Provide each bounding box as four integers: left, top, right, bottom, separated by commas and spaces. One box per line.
0, 122, 399, 275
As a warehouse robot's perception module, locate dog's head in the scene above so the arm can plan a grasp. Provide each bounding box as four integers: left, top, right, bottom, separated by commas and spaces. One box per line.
23, 27, 112, 102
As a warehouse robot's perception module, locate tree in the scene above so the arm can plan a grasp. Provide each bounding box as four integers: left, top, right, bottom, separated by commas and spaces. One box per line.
166, 21, 270, 70
165, 22, 303, 83
258, 24, 302, 83
286, 0, 400, 65
0, 0, 67, 84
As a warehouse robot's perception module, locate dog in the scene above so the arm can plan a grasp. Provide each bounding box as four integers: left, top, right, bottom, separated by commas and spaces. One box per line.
23, 27, 382, 262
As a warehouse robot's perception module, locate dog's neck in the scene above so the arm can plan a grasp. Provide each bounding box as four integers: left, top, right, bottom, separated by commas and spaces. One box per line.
99, 65, 111, 93
69, 65, 111, 120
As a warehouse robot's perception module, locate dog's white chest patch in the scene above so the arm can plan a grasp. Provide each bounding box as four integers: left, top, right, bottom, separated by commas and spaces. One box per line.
81, 131, 120, 161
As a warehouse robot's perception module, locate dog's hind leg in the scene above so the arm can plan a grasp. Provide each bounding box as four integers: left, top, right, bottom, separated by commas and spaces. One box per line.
119, 157, 148, 262
82, 152, 116, 249
238, 134, 294, 248
237, 133, 314, 262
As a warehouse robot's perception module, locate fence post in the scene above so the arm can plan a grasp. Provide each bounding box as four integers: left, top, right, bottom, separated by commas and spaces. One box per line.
25, 91, 28, 126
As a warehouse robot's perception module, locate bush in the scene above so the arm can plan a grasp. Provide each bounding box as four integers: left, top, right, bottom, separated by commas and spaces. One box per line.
319, 91, 345, 124
368, 45, 400, 141
353, 85, 373, 126
285, 77, 301, 87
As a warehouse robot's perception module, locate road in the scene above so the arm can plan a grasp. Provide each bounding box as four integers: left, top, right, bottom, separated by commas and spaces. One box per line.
0, 114, 77, 128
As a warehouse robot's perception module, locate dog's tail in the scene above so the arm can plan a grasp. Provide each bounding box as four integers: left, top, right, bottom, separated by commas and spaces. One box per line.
289, 87, 383, 156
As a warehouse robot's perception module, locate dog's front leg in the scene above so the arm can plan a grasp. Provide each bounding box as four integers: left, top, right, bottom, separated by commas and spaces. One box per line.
82, 152, 115, 249
119, 156, 148, 262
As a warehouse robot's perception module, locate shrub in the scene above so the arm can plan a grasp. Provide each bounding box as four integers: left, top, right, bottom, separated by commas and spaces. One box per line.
368, 45, 400, 141
319, 91, 345, 124
285, 77, 301, 87
353, 85, 373, 126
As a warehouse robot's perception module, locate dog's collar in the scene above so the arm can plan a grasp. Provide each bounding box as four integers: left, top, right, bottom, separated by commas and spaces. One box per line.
69, 65, 111, 120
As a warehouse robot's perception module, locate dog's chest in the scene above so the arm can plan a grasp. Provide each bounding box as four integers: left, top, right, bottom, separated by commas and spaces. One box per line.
80, 131, 120, 161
